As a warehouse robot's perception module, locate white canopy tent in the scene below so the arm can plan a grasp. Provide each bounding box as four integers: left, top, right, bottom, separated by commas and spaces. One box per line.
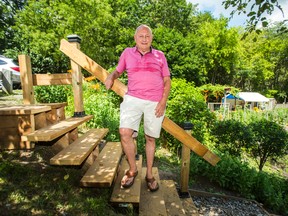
237, 92, 270, 110
238, 92, 269, 103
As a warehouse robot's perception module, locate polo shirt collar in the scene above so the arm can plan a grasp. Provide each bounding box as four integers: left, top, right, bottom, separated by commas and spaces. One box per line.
134, 46, 153, 55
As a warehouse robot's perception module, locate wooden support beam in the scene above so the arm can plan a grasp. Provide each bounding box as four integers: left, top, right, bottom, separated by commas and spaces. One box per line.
59, 39, 220, 166
18, 55, 35, 104
67, 35, 85, 116
32, 73, 72, 86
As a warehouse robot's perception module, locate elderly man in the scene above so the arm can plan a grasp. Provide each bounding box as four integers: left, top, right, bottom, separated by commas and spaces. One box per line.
105, 24, 171, 192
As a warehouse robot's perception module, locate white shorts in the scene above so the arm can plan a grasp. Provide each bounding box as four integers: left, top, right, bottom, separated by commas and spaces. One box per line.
120, 94, 165, 138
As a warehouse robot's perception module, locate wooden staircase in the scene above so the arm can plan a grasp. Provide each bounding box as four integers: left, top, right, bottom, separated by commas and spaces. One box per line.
17, 106, 199, 215
8, 37, 223, 215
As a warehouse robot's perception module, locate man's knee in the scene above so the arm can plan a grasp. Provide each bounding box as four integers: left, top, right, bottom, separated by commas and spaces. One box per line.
119, 128, 134, 138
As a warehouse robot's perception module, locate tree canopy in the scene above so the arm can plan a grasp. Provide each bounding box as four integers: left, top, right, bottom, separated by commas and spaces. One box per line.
0, 0, 288, 102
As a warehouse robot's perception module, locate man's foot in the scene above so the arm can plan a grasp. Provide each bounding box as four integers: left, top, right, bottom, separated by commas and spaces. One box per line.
121, 170, 138, 188
145, 176, 159, 192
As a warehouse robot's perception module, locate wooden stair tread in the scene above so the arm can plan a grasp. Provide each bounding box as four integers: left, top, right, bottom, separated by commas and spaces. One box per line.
50, 128, 109, 165
139, 167, 167, 216
110, 155, 143, 206
21, 115, 93, 141
0, 104, 51, 115
161, 180, 186, 216
181, 195, 199, 215
80, 141, 122, 187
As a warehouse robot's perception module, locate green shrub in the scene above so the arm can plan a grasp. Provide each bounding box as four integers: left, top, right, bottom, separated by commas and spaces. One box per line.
65, 80, 121, 141
189, 153, 288, 215
248, 119, 288, 171
34, 85, 71, 103
164, 78, 216, 153
211, 119, 253, 156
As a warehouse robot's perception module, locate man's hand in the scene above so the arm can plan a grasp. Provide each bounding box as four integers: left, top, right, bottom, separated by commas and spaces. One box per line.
105, 77, 114, 90
105, 70, 120, 90
155, 100, 166, 118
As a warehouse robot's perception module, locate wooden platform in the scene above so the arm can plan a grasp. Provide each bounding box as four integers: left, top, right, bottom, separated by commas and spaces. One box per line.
0, 104, 52, 149
110, 155, 143, 206
80, 141, 123, 187
50, 128, 109, 165
0, 104, 51, 115
21, 115, 93, 142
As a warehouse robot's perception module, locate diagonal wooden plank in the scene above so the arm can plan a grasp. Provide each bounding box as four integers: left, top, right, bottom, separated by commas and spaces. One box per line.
59, 39, 220, 166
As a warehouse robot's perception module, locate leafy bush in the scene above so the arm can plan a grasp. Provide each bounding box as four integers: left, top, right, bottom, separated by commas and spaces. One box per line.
248, 119, 288, 171
189, 153, 288, 215
164, 78, 216, 153
34, 85, 71, 103
211, 119, 252, 156
65, 80, 121, 141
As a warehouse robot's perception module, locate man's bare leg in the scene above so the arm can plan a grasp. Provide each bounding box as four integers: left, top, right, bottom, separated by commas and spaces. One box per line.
145, 134, 158, 190
119, 128, 138, 186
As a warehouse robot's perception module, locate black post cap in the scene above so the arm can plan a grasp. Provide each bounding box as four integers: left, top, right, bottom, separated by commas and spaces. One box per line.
67, 34, 82, 43
181, 122, 194, 130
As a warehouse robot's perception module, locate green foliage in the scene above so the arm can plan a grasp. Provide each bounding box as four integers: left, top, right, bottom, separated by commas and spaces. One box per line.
211, 115, 288, 171
164, 78, 216, 152
248, 119, 288, 170
223, 0, 287, 35
211, 119, 252, 156
34, 85, 71, 103
65, 81, 121, 141
189, 153, 288, 215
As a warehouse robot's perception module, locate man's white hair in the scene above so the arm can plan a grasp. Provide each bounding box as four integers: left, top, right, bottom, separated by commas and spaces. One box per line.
135, 24, 153, 36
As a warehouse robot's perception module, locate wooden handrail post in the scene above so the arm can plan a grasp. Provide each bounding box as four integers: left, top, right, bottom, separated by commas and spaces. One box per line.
179, 122, 193, 197
18, 54, 35, 104
67, 35, 85, 117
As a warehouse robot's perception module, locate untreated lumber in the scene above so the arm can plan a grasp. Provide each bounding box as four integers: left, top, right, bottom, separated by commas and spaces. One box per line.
32, 73, 72, 86
110, 155, 143, 206
50, 128, 109, 165
21, 115, 93, 142
80, 141, 122, 187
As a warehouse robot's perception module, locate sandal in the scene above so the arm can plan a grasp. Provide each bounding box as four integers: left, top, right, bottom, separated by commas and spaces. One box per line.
121, 170, 138, 188
145, 176, 159, 192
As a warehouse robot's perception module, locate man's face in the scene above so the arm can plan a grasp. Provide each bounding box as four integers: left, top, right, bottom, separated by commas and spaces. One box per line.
134, 27, 153, 52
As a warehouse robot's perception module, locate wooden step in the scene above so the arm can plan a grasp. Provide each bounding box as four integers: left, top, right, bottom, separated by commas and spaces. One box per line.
161, 180, 186, 216
50, 128, 109, 165
110, 155, 143, 207
21, 115, 93, 142
80, 141, 123, 187
181, 196, 199, 215
139, 167, 167, 216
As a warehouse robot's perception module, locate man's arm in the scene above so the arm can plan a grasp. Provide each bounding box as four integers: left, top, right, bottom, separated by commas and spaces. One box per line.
105, 70, 121, 90
155, 76, 171, 117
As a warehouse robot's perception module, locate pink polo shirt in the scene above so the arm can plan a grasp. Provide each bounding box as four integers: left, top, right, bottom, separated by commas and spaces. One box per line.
116, 47, 170, 102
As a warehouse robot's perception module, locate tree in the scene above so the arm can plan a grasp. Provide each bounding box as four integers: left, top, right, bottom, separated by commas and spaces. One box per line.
9, 0, 116, 73
190, 17, 240, 85
0, 0, 27, 53
248, 119, 288, 171
222, 0, 287, 34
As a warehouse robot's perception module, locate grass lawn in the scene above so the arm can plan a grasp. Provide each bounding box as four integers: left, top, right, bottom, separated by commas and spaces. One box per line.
0, 147, 135, 216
